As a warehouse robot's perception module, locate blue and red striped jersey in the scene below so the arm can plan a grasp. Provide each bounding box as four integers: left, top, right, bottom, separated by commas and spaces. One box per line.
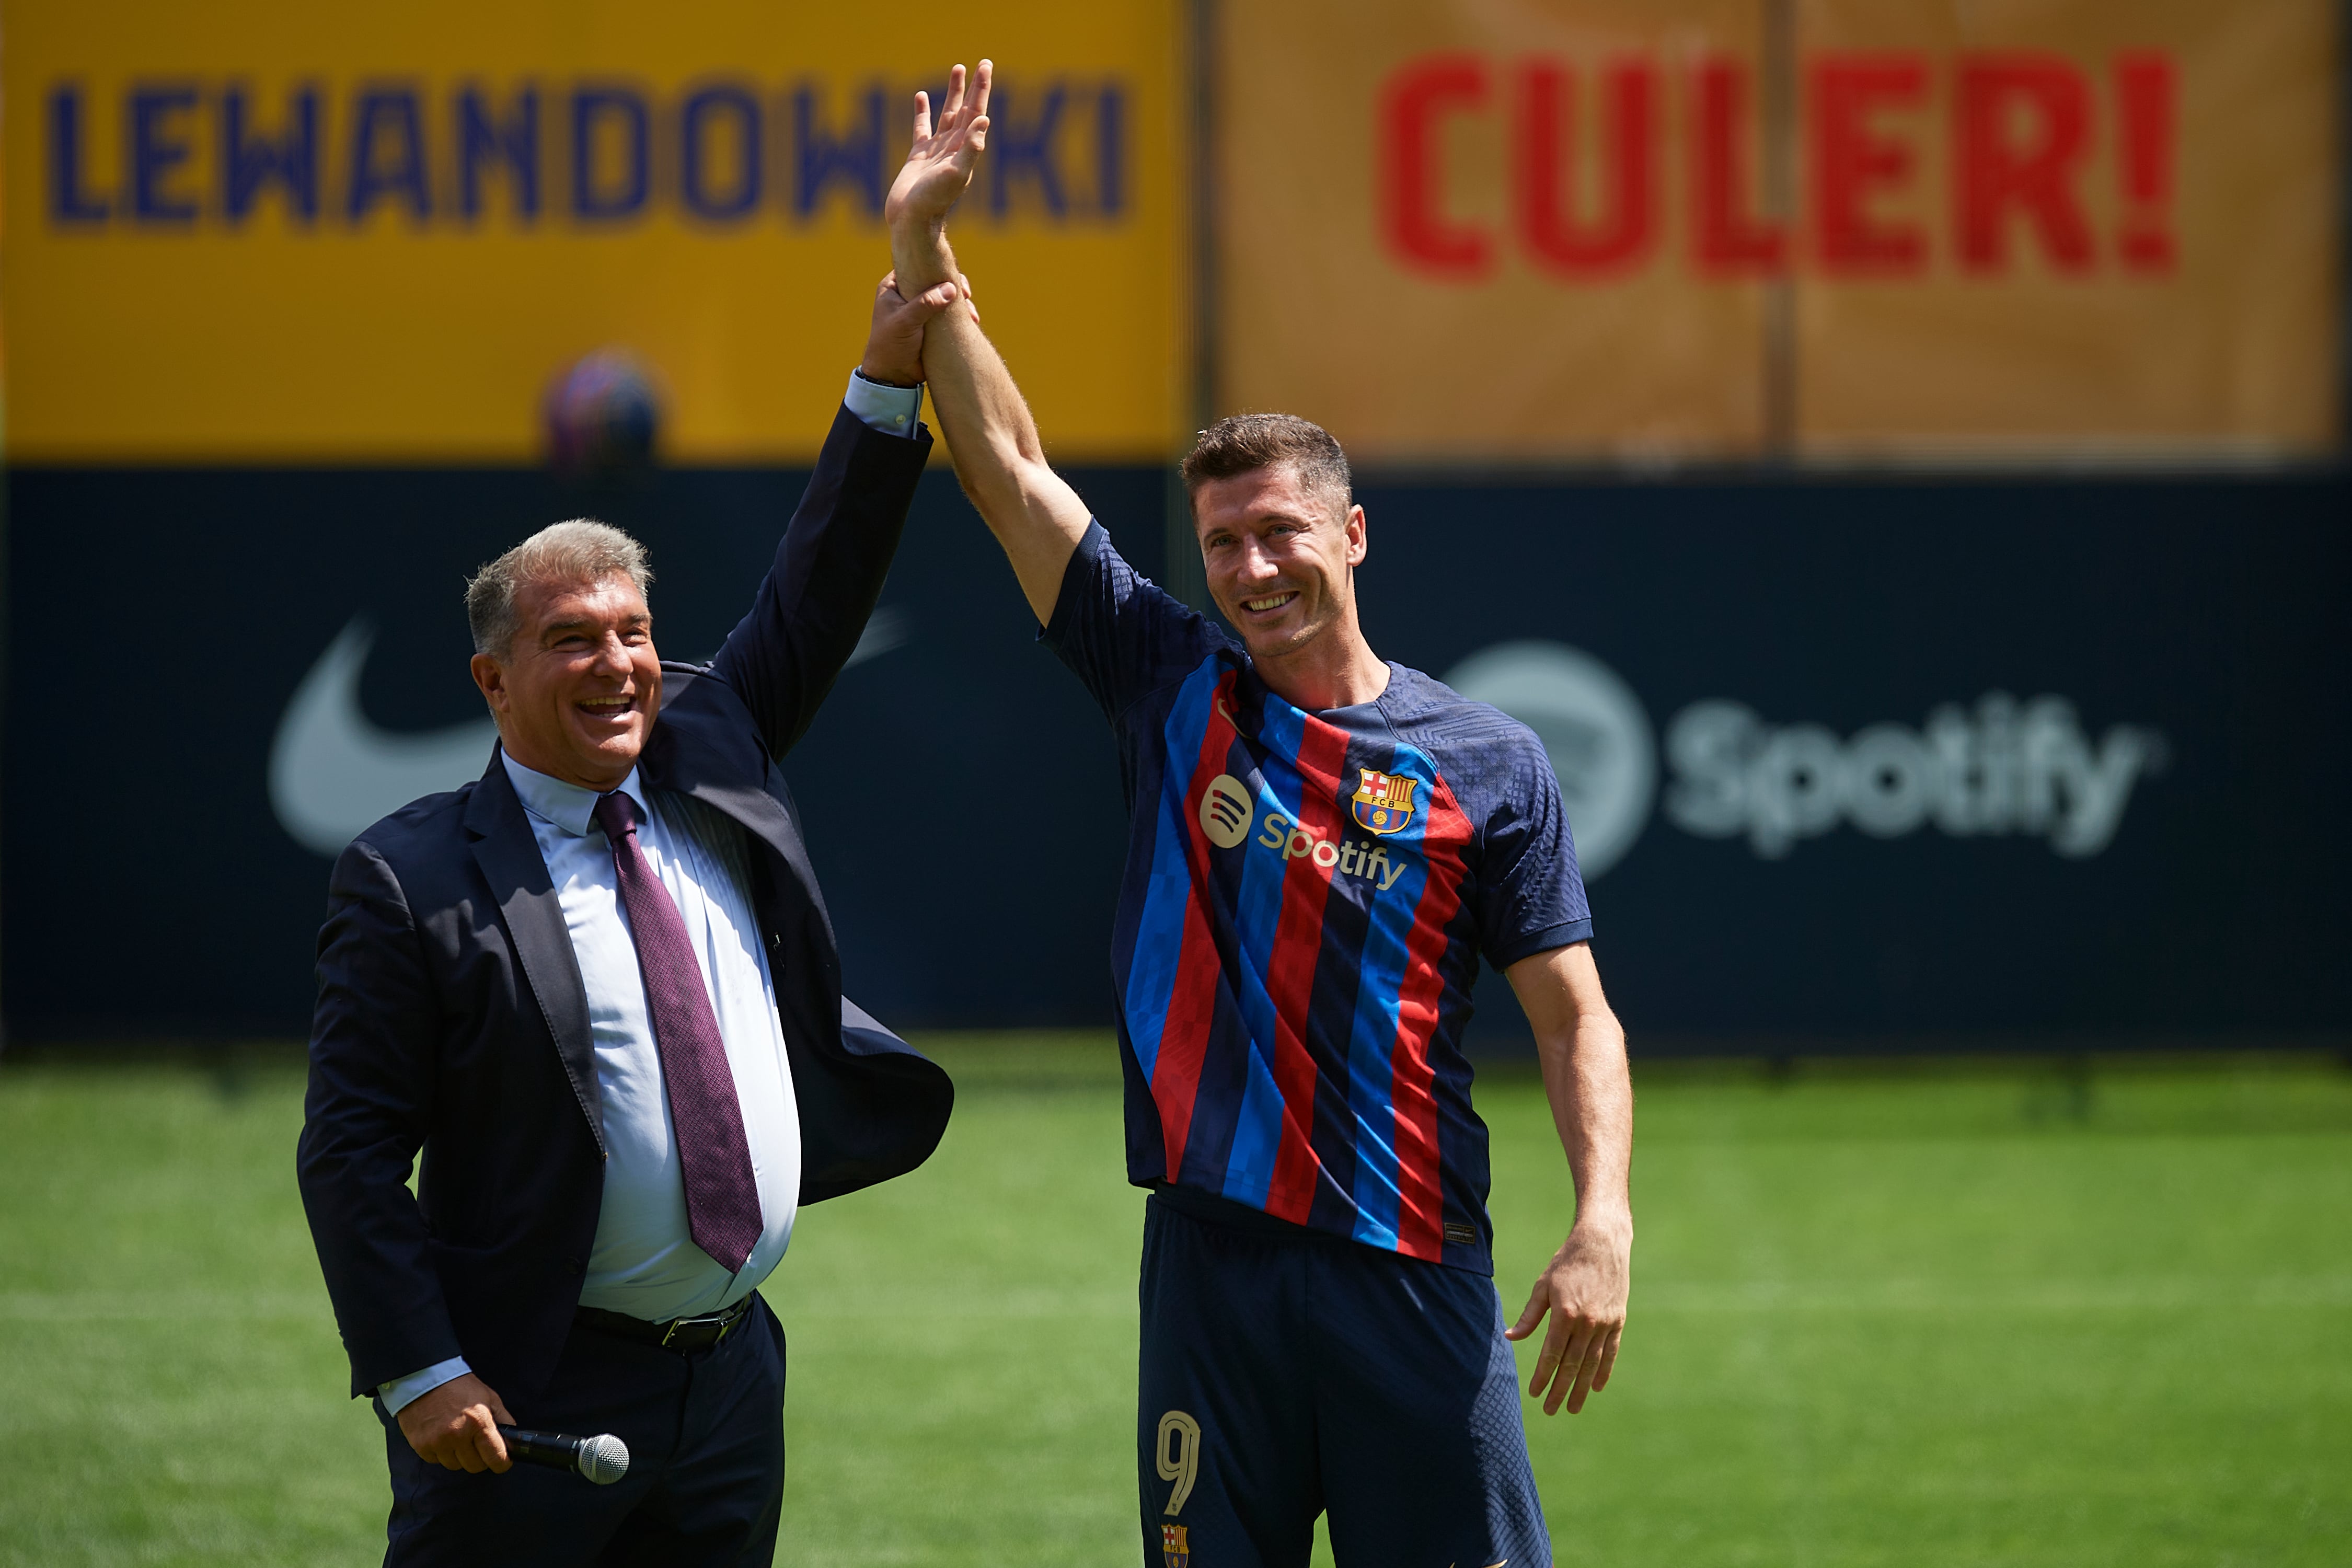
1044, 525, 1592, 1274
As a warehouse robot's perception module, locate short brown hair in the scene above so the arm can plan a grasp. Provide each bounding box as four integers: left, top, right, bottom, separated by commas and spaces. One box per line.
1180, 413, 1352, 514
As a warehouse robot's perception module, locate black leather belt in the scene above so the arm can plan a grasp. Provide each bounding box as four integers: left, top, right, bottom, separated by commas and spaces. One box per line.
577, 1294, 755, 1353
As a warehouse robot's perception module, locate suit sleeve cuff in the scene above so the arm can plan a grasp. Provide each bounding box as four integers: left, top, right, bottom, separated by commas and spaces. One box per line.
845, 370, 924, 439
378, 1356, 473, 1417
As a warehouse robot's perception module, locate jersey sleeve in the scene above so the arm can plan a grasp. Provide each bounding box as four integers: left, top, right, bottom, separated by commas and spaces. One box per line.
1041, 521, 1227, 722
1474, 726, 1595, 968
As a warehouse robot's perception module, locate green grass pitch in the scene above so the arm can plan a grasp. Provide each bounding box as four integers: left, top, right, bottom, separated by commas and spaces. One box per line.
2, 1040, 2347, 1567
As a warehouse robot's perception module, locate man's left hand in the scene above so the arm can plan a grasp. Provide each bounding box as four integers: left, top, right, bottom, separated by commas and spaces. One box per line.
858, 270, 975, 389
1505, 1212, 1631, 1415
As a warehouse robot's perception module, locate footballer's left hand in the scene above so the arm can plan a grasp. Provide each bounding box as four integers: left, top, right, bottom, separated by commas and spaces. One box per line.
1507, 1212, 1631, 1415
885, 61, 993, 246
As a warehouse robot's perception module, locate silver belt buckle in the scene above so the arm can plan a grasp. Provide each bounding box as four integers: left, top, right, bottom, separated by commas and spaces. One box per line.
660, 1302, 738, 1349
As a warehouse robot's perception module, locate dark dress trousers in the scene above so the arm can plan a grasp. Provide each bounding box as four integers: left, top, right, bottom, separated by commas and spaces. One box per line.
297, 406, 954, 1416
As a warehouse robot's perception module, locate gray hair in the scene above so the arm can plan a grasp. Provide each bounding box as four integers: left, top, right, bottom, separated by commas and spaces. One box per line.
465, 518, 654, 658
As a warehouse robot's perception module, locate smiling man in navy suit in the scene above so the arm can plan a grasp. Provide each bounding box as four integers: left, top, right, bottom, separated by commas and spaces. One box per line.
297, 264, 971, 1566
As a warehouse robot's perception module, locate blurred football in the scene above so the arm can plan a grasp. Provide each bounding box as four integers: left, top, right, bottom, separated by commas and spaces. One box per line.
544, 349, 661, 479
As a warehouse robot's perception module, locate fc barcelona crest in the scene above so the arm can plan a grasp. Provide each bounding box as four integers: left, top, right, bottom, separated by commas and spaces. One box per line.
1162, 1524, 1190, 1568
1352, 768, 1419, 836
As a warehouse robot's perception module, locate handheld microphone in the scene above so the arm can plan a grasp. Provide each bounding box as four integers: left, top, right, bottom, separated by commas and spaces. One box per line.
497, 1426, 631, 1485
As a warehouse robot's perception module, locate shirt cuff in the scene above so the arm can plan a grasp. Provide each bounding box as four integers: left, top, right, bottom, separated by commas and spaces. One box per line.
845, 369, 923, 439
378, 1356, 473, 1417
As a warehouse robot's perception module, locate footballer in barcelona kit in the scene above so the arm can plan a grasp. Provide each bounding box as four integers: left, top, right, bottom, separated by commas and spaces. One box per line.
1046, 522, 1592, 1568
877, 57, 1629, 1568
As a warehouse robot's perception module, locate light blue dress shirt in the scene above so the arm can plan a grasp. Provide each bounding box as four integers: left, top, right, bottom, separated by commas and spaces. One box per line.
511, 756, 803, 1307
381, 375, 921, 1417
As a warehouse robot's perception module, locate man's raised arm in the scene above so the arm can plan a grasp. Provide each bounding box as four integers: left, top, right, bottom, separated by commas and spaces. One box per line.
884, 61, 1092, 626
707, 271, 963, 759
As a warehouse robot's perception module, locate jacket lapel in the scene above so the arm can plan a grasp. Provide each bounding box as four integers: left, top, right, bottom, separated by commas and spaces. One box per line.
465, 749, 604, 1152
643, 684, 837, 951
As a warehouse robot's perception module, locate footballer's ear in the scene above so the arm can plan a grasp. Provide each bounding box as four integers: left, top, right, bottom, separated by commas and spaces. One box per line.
1345, 503, 1369, 566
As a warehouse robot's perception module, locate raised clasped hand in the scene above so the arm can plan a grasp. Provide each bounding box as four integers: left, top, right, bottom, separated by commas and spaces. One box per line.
859, 269, 978, 388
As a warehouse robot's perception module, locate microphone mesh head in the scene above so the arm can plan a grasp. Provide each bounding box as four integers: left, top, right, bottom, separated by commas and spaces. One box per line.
578, 1434, 631, 1486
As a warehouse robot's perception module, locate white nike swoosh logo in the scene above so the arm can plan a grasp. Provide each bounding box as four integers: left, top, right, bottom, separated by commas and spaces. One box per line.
846, 605, 910, 667
269, 609, 913, 856
269, 619, 498, 856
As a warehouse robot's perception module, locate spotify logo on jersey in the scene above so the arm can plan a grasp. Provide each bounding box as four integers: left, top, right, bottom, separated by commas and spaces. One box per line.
1198, 775, 1255, 848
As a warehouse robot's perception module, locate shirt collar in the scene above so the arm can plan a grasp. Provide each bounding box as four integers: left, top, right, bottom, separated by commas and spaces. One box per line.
500, 751, 647, 839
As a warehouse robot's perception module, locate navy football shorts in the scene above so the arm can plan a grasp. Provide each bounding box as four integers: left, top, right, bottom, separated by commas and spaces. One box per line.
1136, 1186, 1550, 1568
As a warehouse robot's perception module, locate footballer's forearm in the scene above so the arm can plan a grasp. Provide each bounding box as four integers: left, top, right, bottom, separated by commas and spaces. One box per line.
1544, 1006, 1633, 1232
891, 218, 960, 297
1509, 943, 1634, 1232
895, 233, 1091, 623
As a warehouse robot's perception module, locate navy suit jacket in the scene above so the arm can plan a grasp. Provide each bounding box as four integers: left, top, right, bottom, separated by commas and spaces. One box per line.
297, 407, 953, 1404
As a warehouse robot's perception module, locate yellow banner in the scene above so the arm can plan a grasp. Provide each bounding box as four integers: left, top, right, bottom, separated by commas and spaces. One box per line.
1215, 0, 2340, 463
4, 3, 1181, 462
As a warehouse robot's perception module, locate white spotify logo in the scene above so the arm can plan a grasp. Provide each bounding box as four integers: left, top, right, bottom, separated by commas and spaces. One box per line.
1198, 774, 1254, 848
1445, 640, 1656, 880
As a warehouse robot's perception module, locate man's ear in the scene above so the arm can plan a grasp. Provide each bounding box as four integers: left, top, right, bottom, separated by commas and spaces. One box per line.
1345, 503, 1369, 567
470, 652, 510, 719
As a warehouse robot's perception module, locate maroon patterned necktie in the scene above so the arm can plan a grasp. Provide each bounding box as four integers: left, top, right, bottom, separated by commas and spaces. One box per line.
592, 790, 764, 1274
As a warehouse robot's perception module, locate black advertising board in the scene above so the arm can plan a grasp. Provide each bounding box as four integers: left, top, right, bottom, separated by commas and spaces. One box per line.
5, 465, 2345, 1049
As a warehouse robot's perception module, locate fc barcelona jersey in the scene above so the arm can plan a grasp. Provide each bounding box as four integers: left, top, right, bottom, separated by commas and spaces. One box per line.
1044, 524, 1592, 1274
